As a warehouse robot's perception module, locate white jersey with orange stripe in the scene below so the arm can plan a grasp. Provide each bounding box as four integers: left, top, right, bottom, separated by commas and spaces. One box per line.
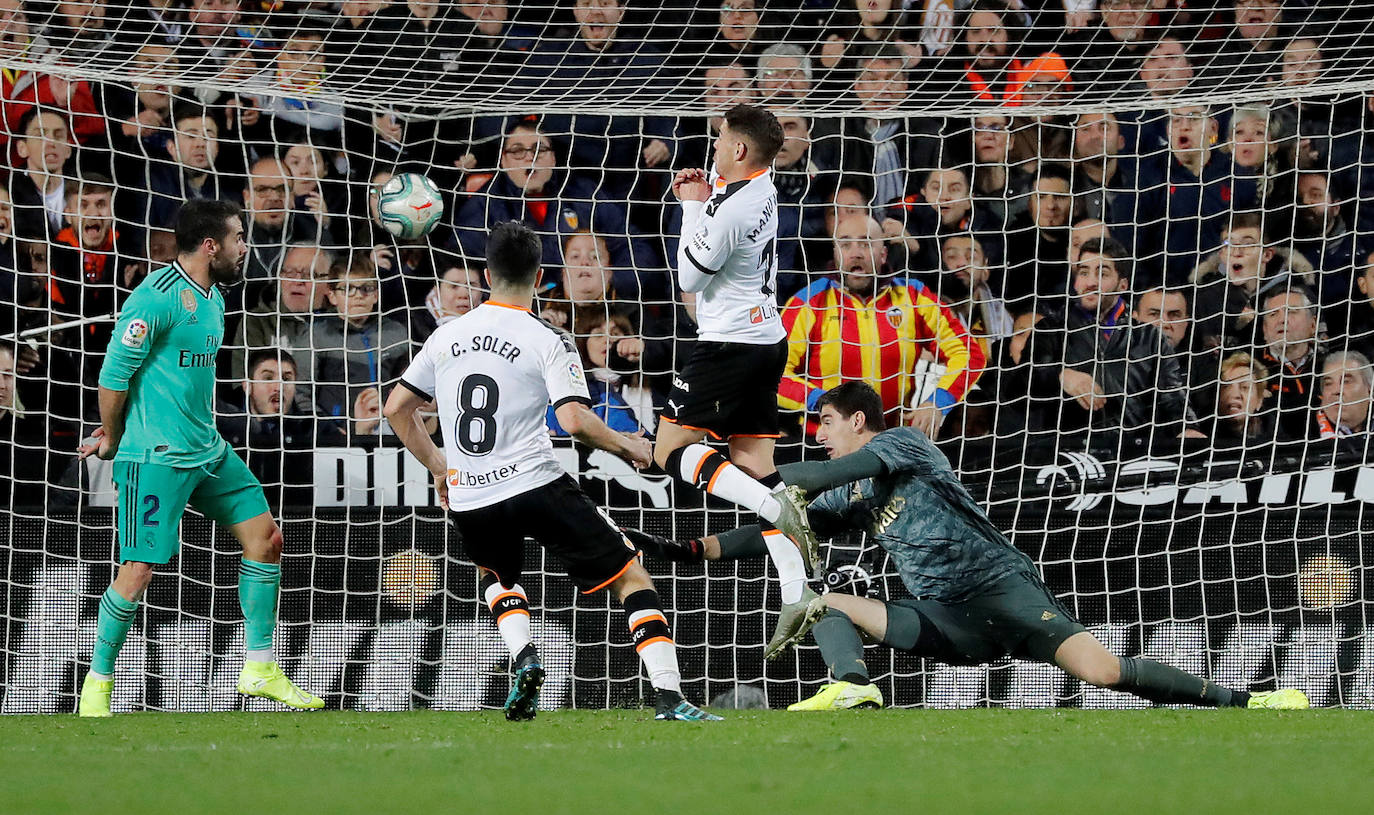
399, 301, 591, 511
677, 167, 786, 345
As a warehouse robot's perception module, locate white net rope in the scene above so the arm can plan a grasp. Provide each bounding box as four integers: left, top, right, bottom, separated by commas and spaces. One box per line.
1, 0, 1373, 711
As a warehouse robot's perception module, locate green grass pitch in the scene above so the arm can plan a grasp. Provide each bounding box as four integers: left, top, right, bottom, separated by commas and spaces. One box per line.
2, 709, 1368, 814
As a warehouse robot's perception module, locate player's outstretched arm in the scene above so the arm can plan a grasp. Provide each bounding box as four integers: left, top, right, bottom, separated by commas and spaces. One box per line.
383, 385, 449, 509
777, 449, 886, 494
555, 401, 652, 469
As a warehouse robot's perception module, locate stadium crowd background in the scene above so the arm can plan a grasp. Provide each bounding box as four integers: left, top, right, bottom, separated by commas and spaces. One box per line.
2, 0, 1374, 510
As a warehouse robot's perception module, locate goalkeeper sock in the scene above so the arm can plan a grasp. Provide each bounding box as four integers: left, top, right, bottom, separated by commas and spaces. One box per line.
238, 559, 280, 662
620, 526, 704, 562
1115, 657, 1241, 707
481, 573, 532, 658
715, 524, 770, 560
92, 586, 138, 677
812, 609, 870, 685
623, 589, 680, 693
666, 444, 782, 522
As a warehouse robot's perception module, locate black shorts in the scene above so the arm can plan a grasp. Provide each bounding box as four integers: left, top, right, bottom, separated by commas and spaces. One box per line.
882, 571, 1086, 665
449, 474, 639, 593
662, 338, 788, 440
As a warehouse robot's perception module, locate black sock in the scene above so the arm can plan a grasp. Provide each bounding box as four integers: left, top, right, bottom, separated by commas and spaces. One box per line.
515, 642, 538, 664
620, 526, 704, 562
812, 609, 870, 685
715, 524, 770, 561
1115, 657, 1241, 707
759, 472, 783, 489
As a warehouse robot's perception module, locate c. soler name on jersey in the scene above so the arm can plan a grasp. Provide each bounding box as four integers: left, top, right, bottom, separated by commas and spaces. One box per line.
450, 334, 522, 362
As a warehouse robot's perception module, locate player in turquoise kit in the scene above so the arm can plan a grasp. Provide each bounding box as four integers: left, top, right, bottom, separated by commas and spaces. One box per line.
76, 200, 321, 716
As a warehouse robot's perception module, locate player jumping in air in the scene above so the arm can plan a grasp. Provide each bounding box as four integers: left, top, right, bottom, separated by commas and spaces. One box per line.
630, 381, 1310, 711
77, 200, 321, 717
656, 103, 823, 659
384, 221, 719, 721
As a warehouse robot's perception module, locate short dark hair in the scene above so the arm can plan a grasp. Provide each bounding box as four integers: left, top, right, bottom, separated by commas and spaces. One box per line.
1035, 162, 1073, 186
831, 173, 874, 204
1077, 236, 1132, 282
174, 199, 243, 254
723, 104, 784, 166
816, 381, 886, 432
246, 348, 297, 376
16, 107, 66, 140
170, 103, 215, 128
76, 172, 116, 199
486, 221, 543, 287
922, 164, 971, 188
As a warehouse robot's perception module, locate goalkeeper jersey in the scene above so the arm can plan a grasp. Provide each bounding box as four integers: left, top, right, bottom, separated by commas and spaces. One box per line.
808, 427, 1034, 603
98, 262, 229, 468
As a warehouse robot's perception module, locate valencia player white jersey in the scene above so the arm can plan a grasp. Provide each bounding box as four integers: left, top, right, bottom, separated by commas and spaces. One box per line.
400, 301, 591, 511
679, 167, 787, 345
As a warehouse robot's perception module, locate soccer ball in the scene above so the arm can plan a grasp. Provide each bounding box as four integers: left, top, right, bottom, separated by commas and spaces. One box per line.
376, 173, 444, 239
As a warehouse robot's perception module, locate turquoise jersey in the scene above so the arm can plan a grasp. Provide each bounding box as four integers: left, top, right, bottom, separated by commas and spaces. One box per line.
98, 262, 229, 468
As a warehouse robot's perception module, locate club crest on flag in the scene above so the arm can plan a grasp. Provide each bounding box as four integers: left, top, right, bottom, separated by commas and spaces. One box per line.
563, 208, 579, 230
181, 289, 197, 313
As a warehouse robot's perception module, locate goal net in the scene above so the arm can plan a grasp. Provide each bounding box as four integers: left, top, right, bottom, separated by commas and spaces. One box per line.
2, 0, 1374, 712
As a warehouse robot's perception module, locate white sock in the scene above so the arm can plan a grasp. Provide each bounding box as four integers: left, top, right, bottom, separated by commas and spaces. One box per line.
246, 647, 274, 664
628, 608, 681, 693
674, 443, 782, 521
763, 528, 808, 604
484, 581, 533, 657
87, 670, 111, 681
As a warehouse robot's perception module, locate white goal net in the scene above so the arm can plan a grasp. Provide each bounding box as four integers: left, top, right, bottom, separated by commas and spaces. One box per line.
2, 0, 1374, 712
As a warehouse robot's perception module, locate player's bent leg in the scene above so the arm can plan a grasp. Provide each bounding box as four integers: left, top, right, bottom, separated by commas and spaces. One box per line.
80, 562, 156, 717
729, 436, 820, 574
788, 603, 884, 711
228, 511, 322, 710
651, 420, 705, 471
608, 563, 721, 721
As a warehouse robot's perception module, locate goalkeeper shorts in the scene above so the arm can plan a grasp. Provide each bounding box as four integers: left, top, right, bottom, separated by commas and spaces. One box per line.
114, 449, 270, 565
883, 570, 1087, 666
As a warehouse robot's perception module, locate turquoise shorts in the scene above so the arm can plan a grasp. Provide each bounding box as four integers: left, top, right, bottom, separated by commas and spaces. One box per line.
114, 449, 269, 564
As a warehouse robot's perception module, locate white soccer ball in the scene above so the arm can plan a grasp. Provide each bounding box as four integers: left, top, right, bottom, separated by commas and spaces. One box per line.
376, 172, 444, 239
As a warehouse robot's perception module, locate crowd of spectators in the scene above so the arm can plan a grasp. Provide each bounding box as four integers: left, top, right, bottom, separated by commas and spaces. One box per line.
3, 0, 1374, 508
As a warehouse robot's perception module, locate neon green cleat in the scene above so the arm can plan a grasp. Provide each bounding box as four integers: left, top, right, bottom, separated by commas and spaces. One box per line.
1247, 689, 1310, 710
237, 661, 324, 710
77, 673, 113, 718
788, 681, 884, 711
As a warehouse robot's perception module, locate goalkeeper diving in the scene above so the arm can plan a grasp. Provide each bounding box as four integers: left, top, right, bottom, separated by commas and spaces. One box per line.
627, 381, 1309, 711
